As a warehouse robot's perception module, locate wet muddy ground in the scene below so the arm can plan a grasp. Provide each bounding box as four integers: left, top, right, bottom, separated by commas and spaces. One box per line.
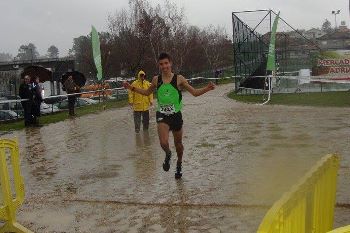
1, 84, 349, 232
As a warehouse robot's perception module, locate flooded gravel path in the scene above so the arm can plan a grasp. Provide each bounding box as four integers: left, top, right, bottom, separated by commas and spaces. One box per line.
1, 84, 349, 232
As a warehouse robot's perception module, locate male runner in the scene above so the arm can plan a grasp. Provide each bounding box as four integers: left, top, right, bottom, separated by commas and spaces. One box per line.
123, 53, 215, 179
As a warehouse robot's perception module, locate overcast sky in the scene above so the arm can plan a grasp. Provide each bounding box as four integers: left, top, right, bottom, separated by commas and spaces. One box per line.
0, 0, 348, 56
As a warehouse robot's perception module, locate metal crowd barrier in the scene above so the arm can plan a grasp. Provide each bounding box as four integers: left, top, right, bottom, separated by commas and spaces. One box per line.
0, 139, 33, 233
0, 87, 129, 122
0, 87, 127, 104
257, 154, 339, 233
0, 76, 235, 105
0, 77, 236, 123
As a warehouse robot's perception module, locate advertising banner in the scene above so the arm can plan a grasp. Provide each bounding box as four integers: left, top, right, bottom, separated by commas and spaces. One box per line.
313, 50, 350, 81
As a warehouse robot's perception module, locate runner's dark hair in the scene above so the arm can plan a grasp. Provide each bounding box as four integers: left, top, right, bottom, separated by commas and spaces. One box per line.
158, 52, 172, 61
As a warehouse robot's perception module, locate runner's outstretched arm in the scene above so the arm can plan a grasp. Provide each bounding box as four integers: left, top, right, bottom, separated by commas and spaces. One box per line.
179, 75, 215, 97
123, 76, 157, 96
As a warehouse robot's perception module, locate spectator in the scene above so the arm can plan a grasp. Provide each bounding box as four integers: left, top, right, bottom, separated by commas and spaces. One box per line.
128, 70, 153, 133
32, 76, 43, 125
62, 76, 80, 116
19, 75, 34, 127
214, 69, 220, 85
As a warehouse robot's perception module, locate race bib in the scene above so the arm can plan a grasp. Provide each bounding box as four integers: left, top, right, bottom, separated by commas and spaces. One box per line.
160, 104, 175, 115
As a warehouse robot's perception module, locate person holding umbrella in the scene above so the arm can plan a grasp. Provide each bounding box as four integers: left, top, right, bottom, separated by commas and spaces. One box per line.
61, 71, 86, 117
19, 75, 34, 127
32, 76, 43, 125
20, 66, 52, 126
62, 76, 80, 116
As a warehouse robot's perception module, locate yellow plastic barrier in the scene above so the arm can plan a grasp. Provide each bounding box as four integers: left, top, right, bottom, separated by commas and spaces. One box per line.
257, 154, 339, 233
328, 226, 350, 233
0, 139, 33, 233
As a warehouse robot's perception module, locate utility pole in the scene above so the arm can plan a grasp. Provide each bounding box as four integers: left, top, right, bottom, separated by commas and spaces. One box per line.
332, 10, 341, 29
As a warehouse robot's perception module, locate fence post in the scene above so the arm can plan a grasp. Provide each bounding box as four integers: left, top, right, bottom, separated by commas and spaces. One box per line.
0, 139, 34, 233
304, 190, 314, 232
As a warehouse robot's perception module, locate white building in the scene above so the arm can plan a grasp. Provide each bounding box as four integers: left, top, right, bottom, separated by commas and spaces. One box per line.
304, 28, 326, 40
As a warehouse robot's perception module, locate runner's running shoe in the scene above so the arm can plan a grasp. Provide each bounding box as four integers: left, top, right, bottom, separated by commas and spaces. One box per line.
163, 151, 172, 172
175, 162, 182, 179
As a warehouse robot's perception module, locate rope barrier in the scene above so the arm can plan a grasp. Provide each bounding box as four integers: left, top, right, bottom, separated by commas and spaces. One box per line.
0, 87, 126, 104
0, 77, 234, 104
1, 75, 348, 105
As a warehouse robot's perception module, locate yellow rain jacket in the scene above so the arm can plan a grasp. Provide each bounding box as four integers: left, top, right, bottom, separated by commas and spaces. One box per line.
128, 70, 153, 112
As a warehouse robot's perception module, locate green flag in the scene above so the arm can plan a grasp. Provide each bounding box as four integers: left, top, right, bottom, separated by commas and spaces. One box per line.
266, 12, 280, 72
91, 26, 103, 81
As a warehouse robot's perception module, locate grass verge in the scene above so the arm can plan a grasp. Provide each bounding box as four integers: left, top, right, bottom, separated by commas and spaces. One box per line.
0, 99, 128, 132
228, 91, 350, 107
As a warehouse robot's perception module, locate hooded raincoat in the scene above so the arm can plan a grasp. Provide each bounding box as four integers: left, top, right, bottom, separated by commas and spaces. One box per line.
128, 70, 153, 112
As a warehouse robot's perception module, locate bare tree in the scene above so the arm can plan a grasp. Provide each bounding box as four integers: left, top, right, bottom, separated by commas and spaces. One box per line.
0, 53, 13, 62
16, 43, 39, 61
322, 19, 333, 33
108, 0, 152, 75
47, 45, 59, 58
72, 0, 233, 78
200, 26, 231, 70
162, 1, 189, 72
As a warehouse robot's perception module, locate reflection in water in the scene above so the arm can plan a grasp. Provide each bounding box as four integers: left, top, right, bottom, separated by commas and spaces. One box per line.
3, 85, 349, 232
24, 127, 56, 180
65, 119, 88, 154
142, 130, 152, 147
154, 180, 189, 233
100, 127, 108, 159
176, 180, 188, 233
135, 130, 152, 148
135, 133, 143, 148
134, 131, 156, 183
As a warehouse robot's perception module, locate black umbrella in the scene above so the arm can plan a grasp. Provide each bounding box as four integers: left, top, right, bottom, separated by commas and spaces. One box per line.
61, 71, 86, 87
21, 65, 52, 83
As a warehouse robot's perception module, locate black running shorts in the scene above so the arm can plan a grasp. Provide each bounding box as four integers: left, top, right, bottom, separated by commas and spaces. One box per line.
156, 111, 183, 132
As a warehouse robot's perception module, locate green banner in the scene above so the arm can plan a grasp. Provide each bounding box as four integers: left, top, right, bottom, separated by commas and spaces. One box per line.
91, 26, 103, 81
266, 12, 280, 72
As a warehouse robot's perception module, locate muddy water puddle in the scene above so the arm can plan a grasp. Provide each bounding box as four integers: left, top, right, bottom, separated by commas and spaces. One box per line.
1, 84, 349, 232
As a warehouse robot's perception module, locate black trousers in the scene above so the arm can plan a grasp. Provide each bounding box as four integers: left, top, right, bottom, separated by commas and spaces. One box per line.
68, 96, 76, 116
22, 102, 33, 126
133, 111, 150, 132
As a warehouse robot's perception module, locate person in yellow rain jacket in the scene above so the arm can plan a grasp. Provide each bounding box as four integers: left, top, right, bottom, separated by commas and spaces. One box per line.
128, 70, 153, 133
